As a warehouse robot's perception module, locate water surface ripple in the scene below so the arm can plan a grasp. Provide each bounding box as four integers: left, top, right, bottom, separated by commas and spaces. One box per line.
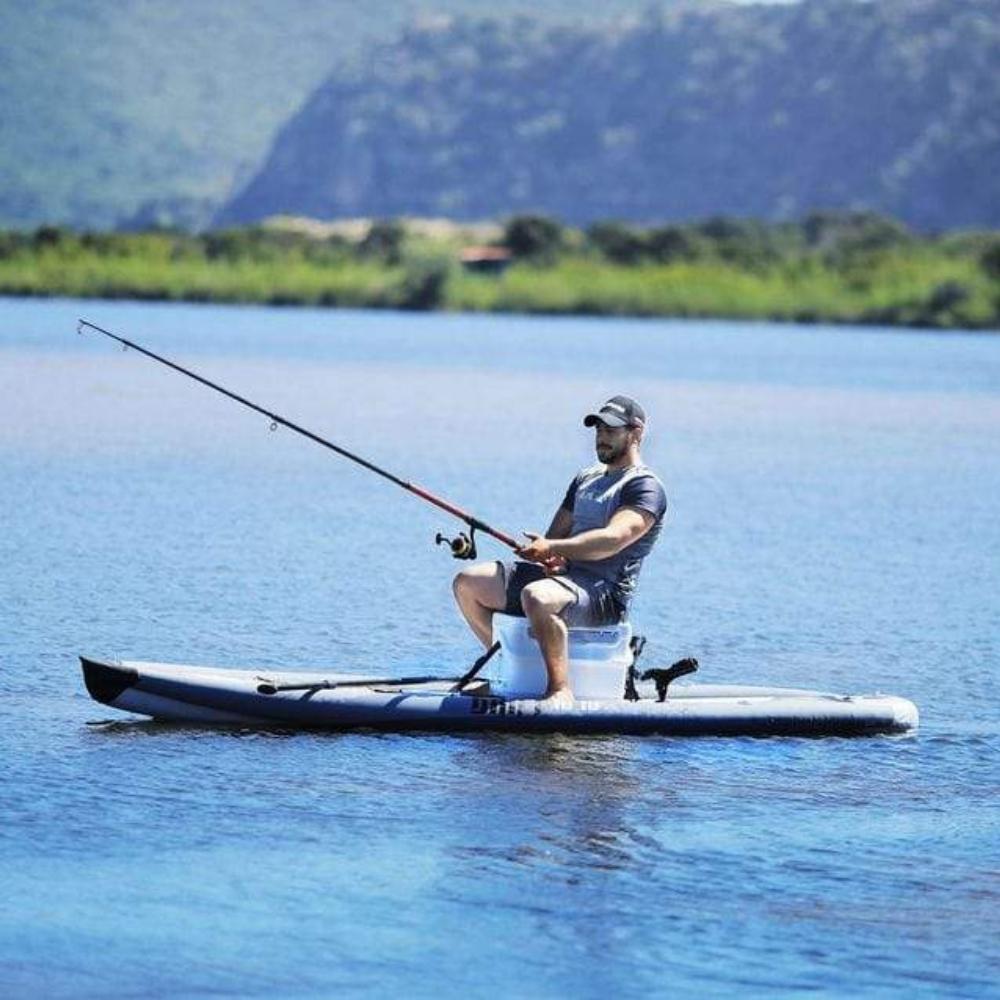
2, 299, 998, 997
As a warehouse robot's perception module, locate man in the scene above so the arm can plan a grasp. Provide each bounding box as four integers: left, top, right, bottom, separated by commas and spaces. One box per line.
452, 395, 667, 706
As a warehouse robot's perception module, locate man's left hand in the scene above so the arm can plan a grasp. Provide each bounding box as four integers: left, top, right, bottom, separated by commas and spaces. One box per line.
518, 532, 567, 575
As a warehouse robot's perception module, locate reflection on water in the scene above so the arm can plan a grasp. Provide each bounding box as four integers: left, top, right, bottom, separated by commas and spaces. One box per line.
455, 736, 654, 879
2, 298, 999, 996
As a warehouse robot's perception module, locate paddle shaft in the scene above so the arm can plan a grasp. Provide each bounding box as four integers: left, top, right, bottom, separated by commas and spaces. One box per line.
257, 640, 500, 696
78, 319, 519, 549
257, 674, 462, 695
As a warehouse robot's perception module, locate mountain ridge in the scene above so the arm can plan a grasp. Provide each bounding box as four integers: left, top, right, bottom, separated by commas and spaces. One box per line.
0, 0, 701, 229
219, 0, 1000, 231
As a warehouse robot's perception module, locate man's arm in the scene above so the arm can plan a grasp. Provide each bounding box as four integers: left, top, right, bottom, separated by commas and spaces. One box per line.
521, 507, 654, 564
545, 505, 574, 540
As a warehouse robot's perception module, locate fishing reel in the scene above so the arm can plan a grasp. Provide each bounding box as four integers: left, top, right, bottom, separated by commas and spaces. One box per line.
435, 525, 478, 560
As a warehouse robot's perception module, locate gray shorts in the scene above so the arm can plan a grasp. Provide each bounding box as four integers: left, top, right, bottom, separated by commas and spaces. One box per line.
498, 560, 625, 627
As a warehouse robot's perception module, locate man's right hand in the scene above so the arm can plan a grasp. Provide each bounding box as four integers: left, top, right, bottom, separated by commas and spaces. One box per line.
517, 531, 568, 576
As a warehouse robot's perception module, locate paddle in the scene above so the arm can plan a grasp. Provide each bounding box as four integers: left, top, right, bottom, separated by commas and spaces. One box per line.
256, 674, 461, 695
256, 641, 501, 696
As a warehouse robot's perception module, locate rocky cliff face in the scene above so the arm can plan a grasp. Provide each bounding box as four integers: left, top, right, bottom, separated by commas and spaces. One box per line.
218, 0, 1000, 230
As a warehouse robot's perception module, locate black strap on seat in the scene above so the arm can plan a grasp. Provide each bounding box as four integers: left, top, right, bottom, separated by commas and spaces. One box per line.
452, 640, 501, 693
624, 635, 647, 701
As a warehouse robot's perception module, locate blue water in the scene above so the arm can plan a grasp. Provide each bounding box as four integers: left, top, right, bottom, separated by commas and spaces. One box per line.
2, 297, 998, 996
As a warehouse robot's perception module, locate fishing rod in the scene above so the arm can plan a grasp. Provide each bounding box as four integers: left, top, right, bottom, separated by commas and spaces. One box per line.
77, 318, 519, 559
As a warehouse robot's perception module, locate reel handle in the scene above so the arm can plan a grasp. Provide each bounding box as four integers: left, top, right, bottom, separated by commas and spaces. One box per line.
435, 528, 478, 560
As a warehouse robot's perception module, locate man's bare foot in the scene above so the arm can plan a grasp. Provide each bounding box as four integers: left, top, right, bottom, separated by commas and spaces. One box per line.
534, 687, 575, 713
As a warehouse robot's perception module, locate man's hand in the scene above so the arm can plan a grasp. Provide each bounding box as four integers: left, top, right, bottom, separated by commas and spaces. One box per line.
517, 531, 568, 576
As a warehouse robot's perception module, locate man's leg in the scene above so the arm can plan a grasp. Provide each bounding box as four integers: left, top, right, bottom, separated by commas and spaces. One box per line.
452, 562, 507, 648
520, 578, 575, 702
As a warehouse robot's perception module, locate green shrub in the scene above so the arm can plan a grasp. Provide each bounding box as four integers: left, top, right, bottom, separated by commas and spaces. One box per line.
358, 220, 405, 264
980, 241, 1000, 282
33, 225, 70, 248
645, 225, 705, 264
397, 253, 452, 310
586, 221, 647, 265
503, 214, 564, 262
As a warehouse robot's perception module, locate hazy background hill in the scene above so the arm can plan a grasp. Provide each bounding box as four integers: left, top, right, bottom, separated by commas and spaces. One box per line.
1, 0, 718, 231
219, 0, 1000, 231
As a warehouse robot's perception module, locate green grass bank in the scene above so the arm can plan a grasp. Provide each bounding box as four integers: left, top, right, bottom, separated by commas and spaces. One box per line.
2, 214, 998, 330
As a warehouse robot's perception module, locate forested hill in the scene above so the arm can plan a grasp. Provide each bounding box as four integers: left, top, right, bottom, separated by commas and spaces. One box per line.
219, 0, 1000, 231
0, 0, 686, 231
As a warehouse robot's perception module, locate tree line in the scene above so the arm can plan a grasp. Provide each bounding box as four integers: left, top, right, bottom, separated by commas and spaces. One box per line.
3, 211, 998, 328
7, 211, 999, 279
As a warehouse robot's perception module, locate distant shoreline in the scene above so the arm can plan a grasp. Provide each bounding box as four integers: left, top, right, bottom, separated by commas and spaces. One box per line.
2, 218, 997, 331
5, 284, 999, 336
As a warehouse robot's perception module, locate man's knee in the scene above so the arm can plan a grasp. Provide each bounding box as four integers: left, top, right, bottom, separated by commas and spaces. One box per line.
452, 569, 471, 598
454, 562, 504, 606
520, 580, 567, 621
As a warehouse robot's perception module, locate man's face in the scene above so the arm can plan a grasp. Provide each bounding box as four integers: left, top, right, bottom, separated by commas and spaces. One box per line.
595, 421, 632, 464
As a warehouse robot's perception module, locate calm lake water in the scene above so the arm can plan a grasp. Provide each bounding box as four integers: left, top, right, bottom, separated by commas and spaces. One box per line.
2, 297, 998, 997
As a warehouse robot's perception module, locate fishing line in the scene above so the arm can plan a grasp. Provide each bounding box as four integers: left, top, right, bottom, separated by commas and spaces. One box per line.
77, 318, 519, 558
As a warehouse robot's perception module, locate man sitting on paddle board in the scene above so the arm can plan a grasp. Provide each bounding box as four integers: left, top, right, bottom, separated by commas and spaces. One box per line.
453, 395, 666, 707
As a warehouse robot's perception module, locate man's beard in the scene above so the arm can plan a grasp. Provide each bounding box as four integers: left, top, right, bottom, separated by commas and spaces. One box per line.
597, 439, 628, 464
